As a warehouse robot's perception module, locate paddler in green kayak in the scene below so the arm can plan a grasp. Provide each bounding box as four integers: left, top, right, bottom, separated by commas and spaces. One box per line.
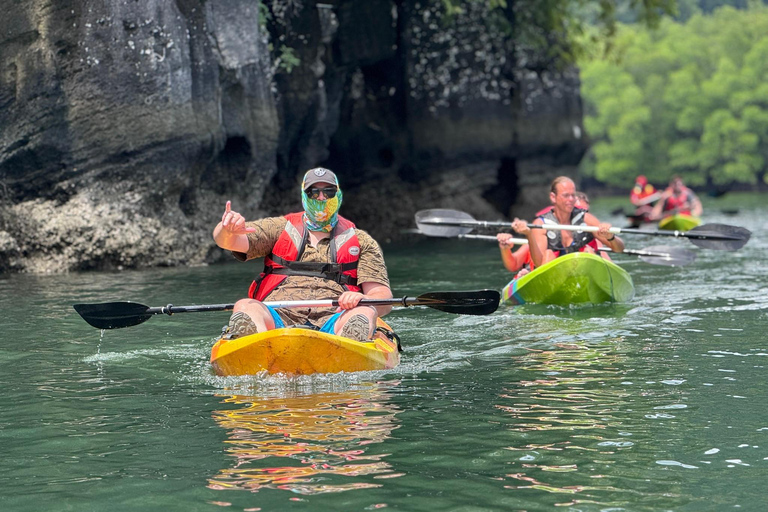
511, 176, 625, 268
212, 168, 393, 341
497, 189, 611, 277
650, 175, 703, 221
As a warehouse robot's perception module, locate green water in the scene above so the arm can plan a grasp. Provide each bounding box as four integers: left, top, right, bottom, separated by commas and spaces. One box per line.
1, 193, 766, 511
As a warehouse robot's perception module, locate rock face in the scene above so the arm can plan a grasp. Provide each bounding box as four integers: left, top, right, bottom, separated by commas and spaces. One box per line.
0, 0, 587, 273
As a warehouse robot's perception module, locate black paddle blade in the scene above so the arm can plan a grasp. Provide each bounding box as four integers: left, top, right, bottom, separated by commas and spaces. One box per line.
687, 224, 751, 250
415, 209, 475, 237
413, 290, 500, 315
73, 302, 153, 329
637, 245, 697, 267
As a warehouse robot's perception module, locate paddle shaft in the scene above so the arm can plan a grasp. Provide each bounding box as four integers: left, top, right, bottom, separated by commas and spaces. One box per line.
146, 297, 433, 316
459, 234, 528, 244
73, 290, 501, 329
458, 233, 681, 260
420, 217, 743, 241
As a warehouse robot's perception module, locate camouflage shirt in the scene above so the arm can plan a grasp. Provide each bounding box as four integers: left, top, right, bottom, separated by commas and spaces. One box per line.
232, 215, 390, 327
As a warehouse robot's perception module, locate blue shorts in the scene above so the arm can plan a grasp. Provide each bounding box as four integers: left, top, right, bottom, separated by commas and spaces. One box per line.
265, 305, 343, 334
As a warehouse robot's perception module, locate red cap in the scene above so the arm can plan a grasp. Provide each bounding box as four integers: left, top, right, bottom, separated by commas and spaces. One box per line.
636, 175, 647, 186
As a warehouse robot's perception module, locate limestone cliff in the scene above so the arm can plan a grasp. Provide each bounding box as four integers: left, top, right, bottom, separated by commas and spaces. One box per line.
0, 0, 586, 273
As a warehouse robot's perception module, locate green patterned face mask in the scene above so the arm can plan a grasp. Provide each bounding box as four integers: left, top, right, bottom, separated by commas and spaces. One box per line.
301, 189, 343, 232
301, 171, 343, 233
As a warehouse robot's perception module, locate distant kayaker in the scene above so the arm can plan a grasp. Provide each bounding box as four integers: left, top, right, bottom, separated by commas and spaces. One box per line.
629, 175, 660, 225
212, 167, 393, 341
650, 175, 703, 220
511, 177, 625, 268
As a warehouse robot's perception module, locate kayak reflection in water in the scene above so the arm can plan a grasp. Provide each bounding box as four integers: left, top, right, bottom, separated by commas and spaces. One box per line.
208, 382, 403, 494
212, 167, 393, 341
511, 176, 625, 269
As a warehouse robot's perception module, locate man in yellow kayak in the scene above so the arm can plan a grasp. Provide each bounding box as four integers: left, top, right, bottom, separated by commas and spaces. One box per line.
213, 168, 393, 341
650, 175, 703, 220
510, 177, 625, 268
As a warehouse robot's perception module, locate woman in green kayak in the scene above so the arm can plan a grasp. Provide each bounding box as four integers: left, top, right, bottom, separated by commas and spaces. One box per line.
511, 177, 625, 268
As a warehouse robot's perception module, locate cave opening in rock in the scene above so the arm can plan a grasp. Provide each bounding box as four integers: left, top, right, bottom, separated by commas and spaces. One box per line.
483, 157, 518, 217
202, 136, 252, 194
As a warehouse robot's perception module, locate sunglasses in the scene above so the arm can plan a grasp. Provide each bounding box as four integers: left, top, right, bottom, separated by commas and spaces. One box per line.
304, 186, 338, 199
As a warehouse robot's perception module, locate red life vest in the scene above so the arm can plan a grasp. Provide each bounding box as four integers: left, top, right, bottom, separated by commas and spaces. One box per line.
248, 212, 361, 301
631, 183, 657, 204
663, 188, 694, 215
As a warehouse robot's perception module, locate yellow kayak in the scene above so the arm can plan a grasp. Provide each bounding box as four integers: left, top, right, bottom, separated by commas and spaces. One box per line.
210, 319, 400, 376
658, 214, 701, 231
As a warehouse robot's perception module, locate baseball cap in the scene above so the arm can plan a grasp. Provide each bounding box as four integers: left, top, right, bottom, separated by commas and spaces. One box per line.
302, 167, 339, 189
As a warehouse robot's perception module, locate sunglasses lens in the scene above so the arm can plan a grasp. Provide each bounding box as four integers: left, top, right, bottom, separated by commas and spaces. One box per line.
305, 187, 337, 199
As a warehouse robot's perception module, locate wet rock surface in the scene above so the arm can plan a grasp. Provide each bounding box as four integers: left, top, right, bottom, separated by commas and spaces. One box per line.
0, 0, 585, 273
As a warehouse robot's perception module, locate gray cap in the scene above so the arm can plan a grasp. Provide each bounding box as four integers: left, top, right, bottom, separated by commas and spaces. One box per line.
302, 167, 339, 188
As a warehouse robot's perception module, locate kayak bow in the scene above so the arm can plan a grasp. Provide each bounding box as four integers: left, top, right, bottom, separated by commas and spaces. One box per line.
658, 214, 701, 231
501, 252, 635, 306
210, 319, 400, 376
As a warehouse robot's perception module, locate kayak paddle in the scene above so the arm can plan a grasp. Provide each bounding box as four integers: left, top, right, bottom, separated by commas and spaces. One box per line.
415, 208, 751, 250
435, 233, 696, 267
73, 290, 501, 330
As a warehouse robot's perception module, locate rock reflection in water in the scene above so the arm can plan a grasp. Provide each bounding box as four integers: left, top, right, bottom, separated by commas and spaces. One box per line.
208, 380, 403, 495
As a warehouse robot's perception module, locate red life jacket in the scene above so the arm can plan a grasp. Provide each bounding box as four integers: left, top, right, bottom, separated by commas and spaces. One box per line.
248, 212, 361, 301
663, 188, 694, 215
631, 183, 657, 204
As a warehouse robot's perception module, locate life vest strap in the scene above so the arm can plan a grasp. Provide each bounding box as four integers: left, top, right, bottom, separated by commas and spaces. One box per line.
265, 267, 358, 286
263, 255, 358, 285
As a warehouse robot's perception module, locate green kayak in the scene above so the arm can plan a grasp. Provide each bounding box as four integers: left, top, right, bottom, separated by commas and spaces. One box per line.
658, 214, 701, 231
501, 252, 635, 306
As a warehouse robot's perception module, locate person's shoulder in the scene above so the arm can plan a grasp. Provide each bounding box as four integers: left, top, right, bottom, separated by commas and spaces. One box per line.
354, 229, 384, 249
583, 211, 601, 224
246, 216, 288, 237
250, 215, 288, 225
353, 228, 377, 241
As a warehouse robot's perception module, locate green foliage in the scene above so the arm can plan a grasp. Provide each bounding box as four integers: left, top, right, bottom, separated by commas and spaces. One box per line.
276, 45, 300, 74
258, 1, 272, 30
580, 4, 768, 187
438, 0, 676, 66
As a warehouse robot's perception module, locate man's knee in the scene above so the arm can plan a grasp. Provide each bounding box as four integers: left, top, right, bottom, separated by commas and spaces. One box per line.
227, 299, 275, 338
234, 299, 271, 319
338, 306, 377, 341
